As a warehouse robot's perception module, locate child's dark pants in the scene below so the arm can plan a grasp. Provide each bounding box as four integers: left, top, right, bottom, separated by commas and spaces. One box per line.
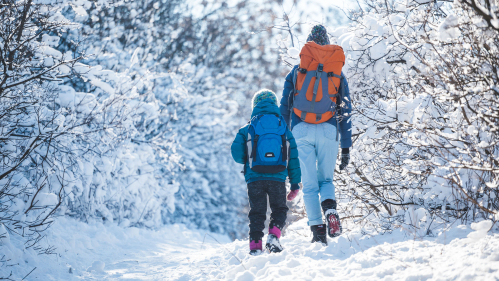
247, 180, 289, 241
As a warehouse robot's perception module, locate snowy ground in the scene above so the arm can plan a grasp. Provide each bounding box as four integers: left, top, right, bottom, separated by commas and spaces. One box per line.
2, 218, 498, 280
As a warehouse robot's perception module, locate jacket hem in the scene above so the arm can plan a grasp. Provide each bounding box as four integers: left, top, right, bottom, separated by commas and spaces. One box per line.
247, 177, 285, 184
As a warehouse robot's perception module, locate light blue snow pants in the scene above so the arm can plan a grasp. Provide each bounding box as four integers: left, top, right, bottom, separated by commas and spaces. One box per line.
292, 122, 339, 226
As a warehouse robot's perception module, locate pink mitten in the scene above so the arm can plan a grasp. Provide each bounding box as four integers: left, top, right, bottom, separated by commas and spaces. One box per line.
287, 189, 300, 201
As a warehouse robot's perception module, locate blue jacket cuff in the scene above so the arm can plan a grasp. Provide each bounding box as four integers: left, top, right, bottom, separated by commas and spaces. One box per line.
340, 139, 352, 148
290, 183, 300, 190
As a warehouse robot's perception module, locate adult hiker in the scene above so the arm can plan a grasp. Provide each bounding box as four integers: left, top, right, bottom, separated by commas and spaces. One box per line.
280, 25, 352, 245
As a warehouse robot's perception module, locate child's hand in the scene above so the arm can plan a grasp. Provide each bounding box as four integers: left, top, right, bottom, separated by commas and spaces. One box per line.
287, 189, 300, 201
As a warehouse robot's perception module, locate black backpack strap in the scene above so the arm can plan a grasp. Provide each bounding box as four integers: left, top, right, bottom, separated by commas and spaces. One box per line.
281, 134, 287, 162
251, 135, 259, 160
297, 67, 307, 74
327, 72, 340, 94
327, 72, 341, 78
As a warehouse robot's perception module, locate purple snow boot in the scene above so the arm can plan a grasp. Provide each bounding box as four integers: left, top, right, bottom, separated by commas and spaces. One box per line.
249, 239, 262, 255
266, 226, 283, 253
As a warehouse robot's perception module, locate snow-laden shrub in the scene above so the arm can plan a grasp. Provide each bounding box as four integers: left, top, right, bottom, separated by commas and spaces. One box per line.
275, 0, 498, 236
0, 2, 281, 277
0, 0, 283, 240
51, 0, 281, 238
334, 0, 499, 235
0, 0, 159, 275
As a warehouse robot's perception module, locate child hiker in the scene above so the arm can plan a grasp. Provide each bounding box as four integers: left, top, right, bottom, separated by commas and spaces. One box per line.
231, 89, 301, 255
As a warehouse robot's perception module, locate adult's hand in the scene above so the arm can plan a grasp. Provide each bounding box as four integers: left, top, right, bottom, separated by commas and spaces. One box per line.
339, 148, 350, 170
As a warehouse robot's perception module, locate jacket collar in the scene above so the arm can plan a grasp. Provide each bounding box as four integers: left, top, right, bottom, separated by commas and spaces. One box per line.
251, 100, 281, 117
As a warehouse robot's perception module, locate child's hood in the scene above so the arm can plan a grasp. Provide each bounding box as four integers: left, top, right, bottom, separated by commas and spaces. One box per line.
251, 100, 281, 118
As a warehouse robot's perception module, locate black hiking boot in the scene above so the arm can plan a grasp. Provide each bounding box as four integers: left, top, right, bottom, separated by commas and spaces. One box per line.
310, 224, 328, 246
321, 199, 342, 238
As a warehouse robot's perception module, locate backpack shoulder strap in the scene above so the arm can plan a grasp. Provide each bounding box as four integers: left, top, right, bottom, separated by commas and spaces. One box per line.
289, 68, 298, 115
249, 114, 262, 125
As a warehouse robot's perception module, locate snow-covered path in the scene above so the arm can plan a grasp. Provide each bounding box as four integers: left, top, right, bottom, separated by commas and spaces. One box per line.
8, 218, 499, 280
155, 219, 499, 281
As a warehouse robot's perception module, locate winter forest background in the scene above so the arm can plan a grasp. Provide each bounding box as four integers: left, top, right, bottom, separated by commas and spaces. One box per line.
1, 0, 499, 279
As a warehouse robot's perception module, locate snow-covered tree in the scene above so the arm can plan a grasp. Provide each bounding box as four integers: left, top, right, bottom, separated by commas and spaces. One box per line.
53, 0, 282, 238
0, 0, 146, 258
332, 0, 499, 235
274, 0, 498, 236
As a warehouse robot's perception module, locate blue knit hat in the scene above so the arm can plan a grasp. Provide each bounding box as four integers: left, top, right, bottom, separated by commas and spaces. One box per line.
307, 25, 330, 46
252, 89, 278, 109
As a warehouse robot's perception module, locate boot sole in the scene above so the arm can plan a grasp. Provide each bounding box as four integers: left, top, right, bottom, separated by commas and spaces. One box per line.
249, 250, 263, 256
265, 245, 283, 253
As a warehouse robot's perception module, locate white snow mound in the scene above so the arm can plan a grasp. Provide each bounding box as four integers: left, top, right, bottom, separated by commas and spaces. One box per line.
13, 217, 498, 280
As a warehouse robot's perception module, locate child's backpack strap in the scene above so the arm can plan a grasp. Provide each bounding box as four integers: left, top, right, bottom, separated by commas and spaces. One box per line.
246, 115, 261, 169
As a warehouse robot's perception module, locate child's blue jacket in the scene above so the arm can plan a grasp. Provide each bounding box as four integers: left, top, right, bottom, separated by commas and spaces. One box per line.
231, 100, 301, 189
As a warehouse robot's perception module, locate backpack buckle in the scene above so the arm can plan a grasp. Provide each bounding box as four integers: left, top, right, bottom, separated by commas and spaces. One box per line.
317, 64, 323, 73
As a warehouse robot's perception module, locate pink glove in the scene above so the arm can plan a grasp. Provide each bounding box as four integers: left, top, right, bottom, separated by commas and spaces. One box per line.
287, 189, 300, 201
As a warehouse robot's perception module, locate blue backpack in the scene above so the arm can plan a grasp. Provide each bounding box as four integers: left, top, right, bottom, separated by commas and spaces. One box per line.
246, 114, 289, 173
